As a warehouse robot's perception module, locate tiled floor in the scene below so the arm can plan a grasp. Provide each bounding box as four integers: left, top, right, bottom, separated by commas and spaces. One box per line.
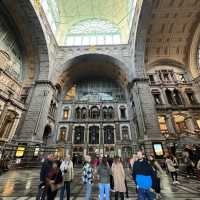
0, 168, 200, 200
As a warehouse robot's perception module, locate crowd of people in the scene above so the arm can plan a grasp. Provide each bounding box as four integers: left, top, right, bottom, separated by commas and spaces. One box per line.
37, 149, 200, 200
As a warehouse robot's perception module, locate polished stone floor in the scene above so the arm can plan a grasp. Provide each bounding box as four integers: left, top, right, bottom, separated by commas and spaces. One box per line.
0, 168, 200, 200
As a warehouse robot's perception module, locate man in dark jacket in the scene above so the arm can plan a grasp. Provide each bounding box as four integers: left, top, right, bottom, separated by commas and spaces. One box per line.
132, 151, 156, 200
40, 154, 54, 183
37, 154, 55, 200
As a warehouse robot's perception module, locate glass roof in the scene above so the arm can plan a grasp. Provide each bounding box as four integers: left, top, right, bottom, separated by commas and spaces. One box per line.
41, 0, 136, 46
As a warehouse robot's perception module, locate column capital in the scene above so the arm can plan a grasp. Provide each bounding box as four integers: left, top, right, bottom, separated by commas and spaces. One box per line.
35, 80, 55, 90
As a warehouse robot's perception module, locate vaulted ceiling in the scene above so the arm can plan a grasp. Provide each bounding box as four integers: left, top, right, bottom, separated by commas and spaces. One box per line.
57, 54, 128, 88
41, 0, 136, 45
145, 0, 200, 71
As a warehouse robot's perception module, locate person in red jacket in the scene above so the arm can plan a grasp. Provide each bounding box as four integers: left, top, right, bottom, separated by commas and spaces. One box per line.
46, 160, 63, 200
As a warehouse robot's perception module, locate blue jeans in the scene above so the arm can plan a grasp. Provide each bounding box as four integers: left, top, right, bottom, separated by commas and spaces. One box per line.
60, 181, 71, 200
138, 188, 155, 200
84, 183, 92, 200
99, 183, 110, 200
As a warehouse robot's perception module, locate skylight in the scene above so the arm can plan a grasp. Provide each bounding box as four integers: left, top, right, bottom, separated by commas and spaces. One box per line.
65, 19, 121, 46
41, 0, 136, 46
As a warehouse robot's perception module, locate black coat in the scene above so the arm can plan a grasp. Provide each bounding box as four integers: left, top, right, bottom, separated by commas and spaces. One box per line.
40, 160, 53, 182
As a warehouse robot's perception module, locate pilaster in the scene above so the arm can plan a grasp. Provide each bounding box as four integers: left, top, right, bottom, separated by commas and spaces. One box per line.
129, 78, 165, 153
15, 81, 55, 144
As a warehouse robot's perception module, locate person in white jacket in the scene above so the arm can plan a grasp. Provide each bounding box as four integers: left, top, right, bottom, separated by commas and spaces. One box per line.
60, 155, 74, 200
165, 155, 179, 184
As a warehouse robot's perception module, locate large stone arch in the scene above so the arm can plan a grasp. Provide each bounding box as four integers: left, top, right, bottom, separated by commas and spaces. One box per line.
189, 23, 200, 78
53, 53, 131, 88
134, 0, 153, 78
51, 45, 132, 84
1, 0, 50, 84
146, 58, 186, 71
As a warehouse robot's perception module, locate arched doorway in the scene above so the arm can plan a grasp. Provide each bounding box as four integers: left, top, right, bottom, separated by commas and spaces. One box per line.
55, 53, 133, 157
0, 110, 18, 139
43, 125, 52, 145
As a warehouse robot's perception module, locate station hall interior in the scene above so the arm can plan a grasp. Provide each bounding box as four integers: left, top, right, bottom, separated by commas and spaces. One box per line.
0, 0, 200, 199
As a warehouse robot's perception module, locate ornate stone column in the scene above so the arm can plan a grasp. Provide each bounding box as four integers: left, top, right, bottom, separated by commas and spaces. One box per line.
166, 113, 176, 134
185, 113, 196, 132
0, 99, 11, 129
15, 81, 55, 144
9, 114, 21, 141
129, 78, 164, 153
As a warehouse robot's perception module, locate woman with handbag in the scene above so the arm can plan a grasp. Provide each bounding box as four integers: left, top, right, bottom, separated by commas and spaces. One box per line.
46, 160, 63, 200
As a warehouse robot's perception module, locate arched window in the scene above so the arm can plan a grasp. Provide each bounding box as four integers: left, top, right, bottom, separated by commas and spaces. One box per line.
173, 89, 183, 105
81, 107, 87, 119
120, 106, 126, 119
148, 74, 155, 84
158, 116, 168, 134
75, 107, 81, 119
43, 125, 52, 145
152, 90, 162, 105
102, 107, 108, 119
58, 127, 67, 142
63, 107, 69, 120
104, 125, 114, 144
165, 89, 174, 105
0, 110, 17, 139
49, 101, 56, 117
121, 126, 129, 140
108, 107, 114, 119
173, 115, 187, 133
90, 106, 100, 119
185, 89, 198, 105
89, 126, 99, 144
74, 126, 84, 144
64, 19, 121, 46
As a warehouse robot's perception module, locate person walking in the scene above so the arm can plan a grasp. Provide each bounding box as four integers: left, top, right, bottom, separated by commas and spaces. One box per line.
40, 154, 54, 184
97, 156, 111, 200
60, 155, 74, 200
165, 155, 179, 184
182, 150, 195, 177
37, 154, 55, 200
132, 151, 156, 200
108, 156, 114, 192
112, 156, 126, 200
148, 155, 163, 199
46, 161, 63, 200
82, 155, 93, 200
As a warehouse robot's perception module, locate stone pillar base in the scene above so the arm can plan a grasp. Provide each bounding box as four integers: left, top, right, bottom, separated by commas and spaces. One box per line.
139, 135, 166, 156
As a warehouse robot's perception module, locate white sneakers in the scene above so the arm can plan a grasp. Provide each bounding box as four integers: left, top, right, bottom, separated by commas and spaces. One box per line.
173, 181, 180, 184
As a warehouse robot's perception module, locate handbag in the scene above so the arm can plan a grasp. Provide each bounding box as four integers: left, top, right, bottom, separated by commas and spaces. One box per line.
50, 170, 64, 192
50, 181, 64, 192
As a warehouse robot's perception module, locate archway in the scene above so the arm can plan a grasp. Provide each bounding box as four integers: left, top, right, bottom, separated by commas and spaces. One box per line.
55, 53, 134, 157
43, 125, 52, 145
54, 53, 129, 89
1, 0, 49, 83
0, 111, 18, 139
